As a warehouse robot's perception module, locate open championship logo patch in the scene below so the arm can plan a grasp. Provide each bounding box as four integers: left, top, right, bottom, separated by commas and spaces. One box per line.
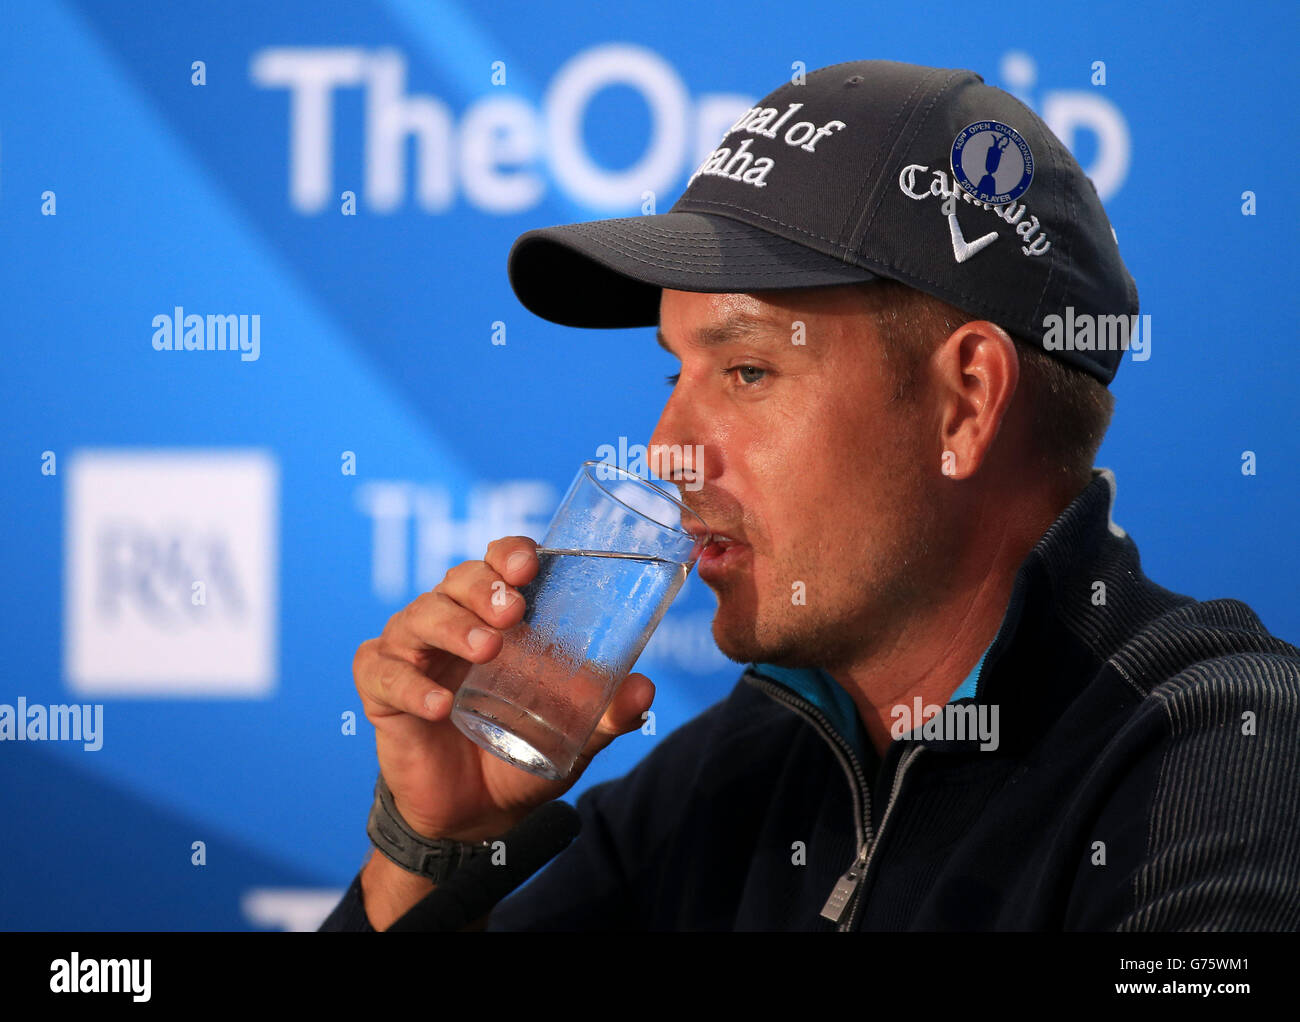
950, 121, 1034, 204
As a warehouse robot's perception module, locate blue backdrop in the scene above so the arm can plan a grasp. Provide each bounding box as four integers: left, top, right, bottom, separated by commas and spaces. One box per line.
1, 0, 1296, 929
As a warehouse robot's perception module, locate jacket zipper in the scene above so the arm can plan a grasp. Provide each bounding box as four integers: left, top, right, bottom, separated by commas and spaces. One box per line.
743, 673, 871, 851
744, 671, 924, 932
834, 743, 924, 931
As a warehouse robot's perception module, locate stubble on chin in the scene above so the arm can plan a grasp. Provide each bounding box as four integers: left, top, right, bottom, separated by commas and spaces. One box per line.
710, 514, 942, 672
708, 560, 858, 670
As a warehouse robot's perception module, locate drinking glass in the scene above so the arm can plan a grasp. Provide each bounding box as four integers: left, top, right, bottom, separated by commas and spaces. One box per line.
450, 460, 710, 780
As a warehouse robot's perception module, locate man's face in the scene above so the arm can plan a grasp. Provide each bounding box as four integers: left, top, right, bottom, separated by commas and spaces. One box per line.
649, 285, 953, 671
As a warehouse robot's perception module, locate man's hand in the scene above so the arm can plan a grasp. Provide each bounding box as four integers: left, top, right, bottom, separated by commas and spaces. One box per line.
353, 534, 654, 847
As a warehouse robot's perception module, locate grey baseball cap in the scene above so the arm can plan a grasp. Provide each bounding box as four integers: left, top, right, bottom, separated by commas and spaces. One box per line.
507, 59, 1139, 385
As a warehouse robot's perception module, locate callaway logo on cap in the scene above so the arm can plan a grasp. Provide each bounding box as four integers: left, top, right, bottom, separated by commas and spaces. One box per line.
507, 59, 1139, 385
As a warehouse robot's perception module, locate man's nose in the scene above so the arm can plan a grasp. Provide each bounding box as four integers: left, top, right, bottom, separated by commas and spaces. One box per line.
648, 391, 710, 491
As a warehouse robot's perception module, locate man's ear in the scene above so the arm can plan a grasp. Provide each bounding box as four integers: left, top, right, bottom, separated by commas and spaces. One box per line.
932, 320, 1019, 480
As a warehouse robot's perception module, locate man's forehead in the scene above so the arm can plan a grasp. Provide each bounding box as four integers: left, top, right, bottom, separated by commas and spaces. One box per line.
655, 286, 872, 354
654, 314, 777, 353
654, 293, 793, 353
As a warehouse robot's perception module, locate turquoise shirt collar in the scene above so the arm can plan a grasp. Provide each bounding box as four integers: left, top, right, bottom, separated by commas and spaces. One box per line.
750, 634, 995, 766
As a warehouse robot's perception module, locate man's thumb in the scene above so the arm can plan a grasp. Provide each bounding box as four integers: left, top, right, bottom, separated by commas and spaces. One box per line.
575, 672, 655, 763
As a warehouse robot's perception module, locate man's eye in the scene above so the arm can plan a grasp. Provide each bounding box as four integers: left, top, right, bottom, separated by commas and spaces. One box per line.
666, 367, 767, 386
727, 365, 767, 385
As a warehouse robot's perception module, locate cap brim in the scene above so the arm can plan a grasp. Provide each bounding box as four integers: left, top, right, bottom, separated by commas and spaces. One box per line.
507, 211, 879, 328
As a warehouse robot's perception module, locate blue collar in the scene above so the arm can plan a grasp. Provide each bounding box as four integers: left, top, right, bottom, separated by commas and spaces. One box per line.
750, 632, 995, 766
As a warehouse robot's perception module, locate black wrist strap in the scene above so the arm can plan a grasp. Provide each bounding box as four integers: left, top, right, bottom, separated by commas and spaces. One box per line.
366, 773, 494, 884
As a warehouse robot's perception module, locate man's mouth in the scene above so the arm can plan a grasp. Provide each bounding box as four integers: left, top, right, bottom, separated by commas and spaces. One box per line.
697, 533, 749, 581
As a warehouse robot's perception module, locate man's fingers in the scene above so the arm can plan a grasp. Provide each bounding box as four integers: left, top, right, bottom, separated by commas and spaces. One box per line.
437, 559, 529, 632
484, 536, 540, 588
356, 640, 457, 722
388, 591, 505, 665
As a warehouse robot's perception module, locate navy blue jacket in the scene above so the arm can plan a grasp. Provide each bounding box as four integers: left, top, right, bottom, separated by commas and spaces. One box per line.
321, 469, 1300, 931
